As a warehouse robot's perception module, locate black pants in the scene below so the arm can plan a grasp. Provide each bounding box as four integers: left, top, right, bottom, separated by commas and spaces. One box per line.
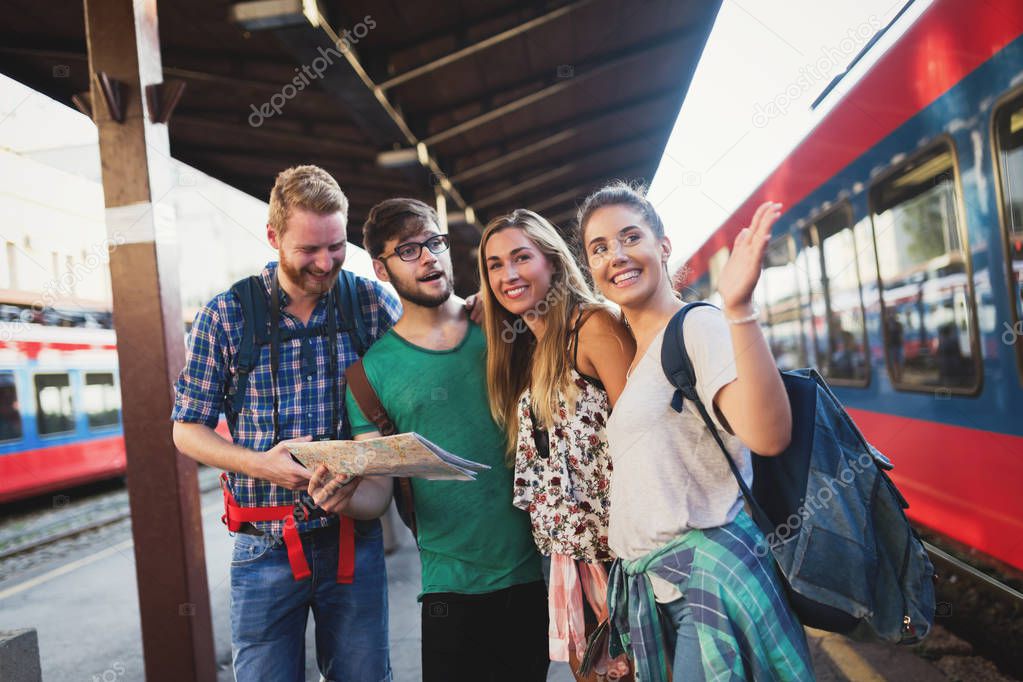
421, 579, 549, 682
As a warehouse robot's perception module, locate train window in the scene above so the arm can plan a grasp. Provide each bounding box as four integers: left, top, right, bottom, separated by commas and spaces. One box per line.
83, 372, 120, 428
811, 205, 869, 385
759, 237, 808, 370
870, 142, 979, 392
34, 373, 75, 435
0, 371, 22, 442
993, 91, 1023, 378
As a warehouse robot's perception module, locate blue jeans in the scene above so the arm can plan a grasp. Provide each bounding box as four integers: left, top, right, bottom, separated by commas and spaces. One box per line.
230, 520, 391, 682
659, 596, 700, 680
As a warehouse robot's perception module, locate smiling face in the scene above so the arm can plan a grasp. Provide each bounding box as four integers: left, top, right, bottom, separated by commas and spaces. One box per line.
268, 208, 348, 298
582, 204, 671, 309
483, 227, 555, 317
375, 224, 454, 308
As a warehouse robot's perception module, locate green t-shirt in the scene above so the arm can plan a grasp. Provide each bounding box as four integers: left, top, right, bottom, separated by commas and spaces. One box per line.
346, 321, 541, 598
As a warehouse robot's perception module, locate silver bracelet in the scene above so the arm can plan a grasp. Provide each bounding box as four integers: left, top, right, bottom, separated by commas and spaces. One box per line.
724, 306, 760, 325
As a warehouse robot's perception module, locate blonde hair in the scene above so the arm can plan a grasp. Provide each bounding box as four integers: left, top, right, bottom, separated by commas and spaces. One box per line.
268, 165, 349, 236
478, 209, 612, 457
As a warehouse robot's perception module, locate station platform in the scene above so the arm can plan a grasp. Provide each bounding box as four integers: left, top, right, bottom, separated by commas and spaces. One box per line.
0, 476, 998, 681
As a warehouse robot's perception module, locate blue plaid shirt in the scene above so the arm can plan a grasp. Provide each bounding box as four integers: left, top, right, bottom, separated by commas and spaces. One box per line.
172, 262, 401, 535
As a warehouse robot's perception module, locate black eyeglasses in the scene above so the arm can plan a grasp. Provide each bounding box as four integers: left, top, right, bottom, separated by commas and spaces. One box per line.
379, 234, 450, 262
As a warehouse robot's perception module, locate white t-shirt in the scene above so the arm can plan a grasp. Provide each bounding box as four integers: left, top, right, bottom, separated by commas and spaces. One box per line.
607, 306, 751, 602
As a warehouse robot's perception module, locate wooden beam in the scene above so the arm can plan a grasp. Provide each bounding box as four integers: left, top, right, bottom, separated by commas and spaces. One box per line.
447, 86, 676, 170
203, 165, 415, 201
82, 0, 215, 679
379, 0, 595, 91
452, 128, 581, 183
421, 28, 697, 146
413, 21, 699, 126
170, 116, 372, 157
480, 161, 652, 225
469, 130, 662, 207
377, 2, 562, 59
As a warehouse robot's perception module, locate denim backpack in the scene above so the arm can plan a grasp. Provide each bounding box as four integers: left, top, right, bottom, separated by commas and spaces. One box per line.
660, 302, 935, 643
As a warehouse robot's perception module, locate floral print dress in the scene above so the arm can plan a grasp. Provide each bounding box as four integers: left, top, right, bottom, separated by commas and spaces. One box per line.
512, 372, 614, 563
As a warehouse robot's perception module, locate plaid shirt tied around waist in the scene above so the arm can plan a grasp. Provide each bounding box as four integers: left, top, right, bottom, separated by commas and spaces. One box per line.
607, 511, 814, 682
172, 262, 401, 536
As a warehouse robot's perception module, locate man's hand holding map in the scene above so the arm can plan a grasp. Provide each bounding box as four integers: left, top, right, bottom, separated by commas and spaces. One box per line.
288, 433, 490, 481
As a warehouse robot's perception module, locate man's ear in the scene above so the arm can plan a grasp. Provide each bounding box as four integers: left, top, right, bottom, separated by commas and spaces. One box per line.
372, 259, 391, 283
267, 224, 280, 250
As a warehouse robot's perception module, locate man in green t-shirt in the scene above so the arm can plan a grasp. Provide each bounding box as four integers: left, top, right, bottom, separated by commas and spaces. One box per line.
307, 197, 547, 681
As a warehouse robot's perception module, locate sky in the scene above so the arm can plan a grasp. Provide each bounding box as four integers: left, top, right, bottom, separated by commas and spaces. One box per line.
650, 0, 932, 271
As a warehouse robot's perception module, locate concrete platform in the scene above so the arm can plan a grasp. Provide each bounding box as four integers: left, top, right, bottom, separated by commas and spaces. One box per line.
0, 479, 968, 681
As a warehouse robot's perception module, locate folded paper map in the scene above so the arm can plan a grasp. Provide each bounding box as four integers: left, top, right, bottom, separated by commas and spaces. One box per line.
287, 433, 490, 481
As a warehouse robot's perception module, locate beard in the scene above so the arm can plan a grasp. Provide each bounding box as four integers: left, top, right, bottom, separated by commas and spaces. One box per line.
386, 266, 454, 308
278, 251, 341, 297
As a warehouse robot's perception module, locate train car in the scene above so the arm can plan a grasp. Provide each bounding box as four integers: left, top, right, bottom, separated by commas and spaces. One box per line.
0, 323, 124, 502
678, 0, 1023, 572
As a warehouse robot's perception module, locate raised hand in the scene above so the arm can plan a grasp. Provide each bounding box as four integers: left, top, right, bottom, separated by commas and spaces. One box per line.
717, 201, 782, 314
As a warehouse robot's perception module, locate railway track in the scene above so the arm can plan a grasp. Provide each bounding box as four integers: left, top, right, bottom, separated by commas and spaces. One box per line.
0, 468, 223, 563
922, 537, 1023, 680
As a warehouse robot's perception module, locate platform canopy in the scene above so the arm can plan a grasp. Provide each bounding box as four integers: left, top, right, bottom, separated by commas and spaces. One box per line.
0, 0, 720, 289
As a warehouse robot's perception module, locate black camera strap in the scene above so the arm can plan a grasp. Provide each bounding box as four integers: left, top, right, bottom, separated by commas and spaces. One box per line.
269, 273, 341, 445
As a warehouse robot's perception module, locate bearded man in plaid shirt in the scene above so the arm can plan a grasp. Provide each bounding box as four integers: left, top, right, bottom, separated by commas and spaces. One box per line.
172, 165, 401, 682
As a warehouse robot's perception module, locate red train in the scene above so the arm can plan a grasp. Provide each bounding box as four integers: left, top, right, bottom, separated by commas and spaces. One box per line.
0, 323, 125, 502
0, 321, 232, 502
678, 0, 1023, 571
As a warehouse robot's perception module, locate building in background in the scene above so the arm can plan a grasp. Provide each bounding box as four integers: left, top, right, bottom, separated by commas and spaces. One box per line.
0, 73, 379, 326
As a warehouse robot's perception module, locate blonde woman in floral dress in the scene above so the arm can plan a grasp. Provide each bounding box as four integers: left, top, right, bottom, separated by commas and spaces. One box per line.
478, 209, 635, 681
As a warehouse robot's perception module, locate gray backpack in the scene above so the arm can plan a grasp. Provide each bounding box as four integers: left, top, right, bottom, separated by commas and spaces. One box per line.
661, 302, 936, 643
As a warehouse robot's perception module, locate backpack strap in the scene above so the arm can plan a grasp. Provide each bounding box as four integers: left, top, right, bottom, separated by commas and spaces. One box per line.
347, 360, 396, 436
346, 359, 417, 538
226, 275, 271, 418
337, 269, 371, 357
660, 302, 774, 533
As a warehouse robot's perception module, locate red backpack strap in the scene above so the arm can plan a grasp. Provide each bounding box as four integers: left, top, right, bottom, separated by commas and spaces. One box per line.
280, 517, 312, 581
221, 472, 316, 581
220, 473, 234, 530
337, 516, 355, 583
